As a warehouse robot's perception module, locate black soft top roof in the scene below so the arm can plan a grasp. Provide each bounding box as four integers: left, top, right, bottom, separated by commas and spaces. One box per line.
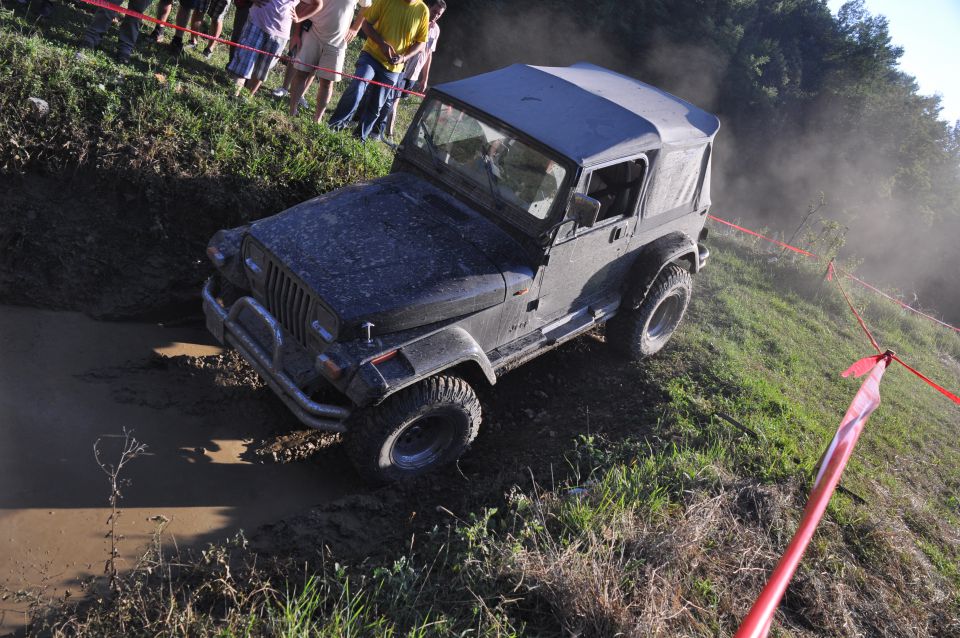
434, 63, 721, 167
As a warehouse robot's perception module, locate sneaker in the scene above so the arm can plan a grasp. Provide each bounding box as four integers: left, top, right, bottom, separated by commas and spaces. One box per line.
187, 40, 198, 49
270, 87, 289, 99
148, 26, 164, 43
203, 47, 214, 59
298, 96, 308, 109
168, 38, 184, 57
115, 49, 132, 64
380, 135, 398, 149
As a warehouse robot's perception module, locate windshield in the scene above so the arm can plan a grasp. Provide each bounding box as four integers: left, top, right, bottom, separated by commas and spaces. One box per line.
410, 98, 568, 231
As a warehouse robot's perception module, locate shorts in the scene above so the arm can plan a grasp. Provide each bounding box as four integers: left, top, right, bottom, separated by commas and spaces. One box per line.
226, 22, 287, 82
196, 0, 231, 21
293, 35, 347, 82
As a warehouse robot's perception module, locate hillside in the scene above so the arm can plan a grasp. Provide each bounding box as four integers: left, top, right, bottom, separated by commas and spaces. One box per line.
1, 3, 959, 637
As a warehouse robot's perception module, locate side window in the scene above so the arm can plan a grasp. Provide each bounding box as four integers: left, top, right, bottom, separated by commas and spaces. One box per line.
585, 159, 647, 223
644, 145, 708, 217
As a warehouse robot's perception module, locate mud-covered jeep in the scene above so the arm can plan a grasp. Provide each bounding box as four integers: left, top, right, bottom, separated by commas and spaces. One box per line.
203, 63, 720, 482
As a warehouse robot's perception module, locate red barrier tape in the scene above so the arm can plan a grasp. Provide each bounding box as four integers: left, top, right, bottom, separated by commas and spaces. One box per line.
708, 215, 960, 334
76, 0, 427, 97
707, 215, 815, 257
735, 355, 891, 638
828, 262, 883, 354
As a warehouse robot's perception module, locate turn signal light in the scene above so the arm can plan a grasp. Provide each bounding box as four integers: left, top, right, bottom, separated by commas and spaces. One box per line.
371, 350, 398, 366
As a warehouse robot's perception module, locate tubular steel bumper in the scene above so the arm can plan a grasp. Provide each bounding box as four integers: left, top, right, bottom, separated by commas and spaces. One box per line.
202, 278, 351, 432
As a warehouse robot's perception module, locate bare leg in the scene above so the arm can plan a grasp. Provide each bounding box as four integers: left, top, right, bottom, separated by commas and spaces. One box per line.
281, 60, 297, 91
314, 78, 334, 123
246, 77, 264, 95
205, 19, 224, 52
288, 69, 311, 116
189, 10, 203, 45
233, 76, 246, 96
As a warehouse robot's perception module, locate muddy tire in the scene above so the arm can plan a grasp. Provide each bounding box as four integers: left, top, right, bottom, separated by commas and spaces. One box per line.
346, 375, 481, 483
607, 264, 693, 361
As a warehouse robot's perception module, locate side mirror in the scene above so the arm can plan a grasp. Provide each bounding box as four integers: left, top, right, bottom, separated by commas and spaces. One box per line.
569, 194, 601, 228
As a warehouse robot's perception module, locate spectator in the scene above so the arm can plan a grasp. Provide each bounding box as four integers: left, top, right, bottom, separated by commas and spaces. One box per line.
286, 0, 372, 122
225, 0, 322, 96
80, 0, 153, 63
187, 0, 234, 58
326, 0, 429, 141
372, 0, 443, 143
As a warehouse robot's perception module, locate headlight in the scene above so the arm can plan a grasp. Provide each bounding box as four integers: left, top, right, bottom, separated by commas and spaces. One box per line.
206, 226, 248, 287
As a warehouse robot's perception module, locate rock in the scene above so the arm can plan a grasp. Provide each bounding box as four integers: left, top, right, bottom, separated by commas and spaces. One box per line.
523, 408, 536, 420
26, 97, 50, 120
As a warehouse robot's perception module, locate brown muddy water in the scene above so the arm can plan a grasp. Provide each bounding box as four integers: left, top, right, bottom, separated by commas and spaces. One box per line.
0, 305, 360, 635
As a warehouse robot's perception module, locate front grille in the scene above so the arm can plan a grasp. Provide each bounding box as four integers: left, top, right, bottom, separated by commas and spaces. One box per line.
264, 259, 313, 347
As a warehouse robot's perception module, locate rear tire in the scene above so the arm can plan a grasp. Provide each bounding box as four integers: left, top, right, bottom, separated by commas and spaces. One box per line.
607, 264, 693, 361
346, 375, 481, 483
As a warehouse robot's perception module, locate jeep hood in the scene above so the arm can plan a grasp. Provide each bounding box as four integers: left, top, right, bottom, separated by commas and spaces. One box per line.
247, 173, 532, 336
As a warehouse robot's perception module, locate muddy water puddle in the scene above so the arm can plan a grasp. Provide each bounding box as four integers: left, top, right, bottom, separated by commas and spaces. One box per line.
0, 305, 360, 634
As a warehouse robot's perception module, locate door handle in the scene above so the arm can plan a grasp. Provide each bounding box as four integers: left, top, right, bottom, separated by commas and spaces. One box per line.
610, 226, 625, 242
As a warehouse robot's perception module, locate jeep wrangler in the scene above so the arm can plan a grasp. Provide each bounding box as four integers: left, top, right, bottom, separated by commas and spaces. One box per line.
203, 63, 720, 482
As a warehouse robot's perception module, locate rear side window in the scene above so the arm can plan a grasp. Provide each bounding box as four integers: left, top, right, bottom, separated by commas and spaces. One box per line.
644, 146, 707, 217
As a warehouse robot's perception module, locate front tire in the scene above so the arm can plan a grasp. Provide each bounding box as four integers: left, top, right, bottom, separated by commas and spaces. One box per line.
607, 264, 693, 361
346, 375, 481, 483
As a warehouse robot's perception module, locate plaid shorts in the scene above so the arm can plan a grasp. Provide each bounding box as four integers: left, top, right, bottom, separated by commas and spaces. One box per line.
226, 22, 287, 82
196, 0, 232, 21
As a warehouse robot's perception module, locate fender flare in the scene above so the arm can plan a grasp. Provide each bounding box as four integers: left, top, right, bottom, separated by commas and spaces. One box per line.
622, 232, 699, 311
349, 326, 497, 406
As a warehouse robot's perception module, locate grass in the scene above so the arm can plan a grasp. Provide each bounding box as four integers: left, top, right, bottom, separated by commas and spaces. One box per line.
2, 5, 959, 635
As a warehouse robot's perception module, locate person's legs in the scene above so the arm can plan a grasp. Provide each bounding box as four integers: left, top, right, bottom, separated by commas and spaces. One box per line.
168, 1, 197, 55
227, 3, 249, 63
82, 6, 114, 49
357, 64, 401, 141
313, 78, 334, 122
115, 0, 153, 60
288, 68, 312, 116
148, 0, 174, 42
202, 0, 229, 53
371, 79, 406, 140
327, 51, 377, 129
188, 9, 204, 46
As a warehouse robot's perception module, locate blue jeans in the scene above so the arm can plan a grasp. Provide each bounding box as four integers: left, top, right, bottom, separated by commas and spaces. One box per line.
328, 51, 401, 141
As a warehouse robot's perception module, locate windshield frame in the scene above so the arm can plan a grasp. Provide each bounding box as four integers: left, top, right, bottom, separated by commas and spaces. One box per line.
399, 91, 577, 237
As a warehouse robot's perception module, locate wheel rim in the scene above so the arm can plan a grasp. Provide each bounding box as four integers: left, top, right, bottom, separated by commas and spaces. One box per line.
647, 291, 684, 340
390, 413, 458, 471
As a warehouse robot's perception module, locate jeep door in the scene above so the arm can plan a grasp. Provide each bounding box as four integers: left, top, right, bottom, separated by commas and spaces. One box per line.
535, 156, 648, 323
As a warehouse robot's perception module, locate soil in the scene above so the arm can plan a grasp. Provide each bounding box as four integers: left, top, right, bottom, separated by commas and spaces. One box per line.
0, 172, 675, 635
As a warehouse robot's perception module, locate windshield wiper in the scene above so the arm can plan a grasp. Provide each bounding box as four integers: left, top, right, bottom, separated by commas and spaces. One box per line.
417, 120, 443, 171
481, 150, 505, 211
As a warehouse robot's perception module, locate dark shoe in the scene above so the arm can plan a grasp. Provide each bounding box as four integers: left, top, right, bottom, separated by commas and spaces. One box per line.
38, 1, 54, 18
147, 25, 164, 43
115, 49, 132, 64
168, 38, 184, 57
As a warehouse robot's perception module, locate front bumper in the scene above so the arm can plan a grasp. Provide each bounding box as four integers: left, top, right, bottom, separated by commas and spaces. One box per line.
202, 278, 352, 432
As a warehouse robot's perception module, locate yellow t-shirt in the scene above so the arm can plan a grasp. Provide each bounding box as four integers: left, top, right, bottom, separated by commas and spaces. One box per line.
362, 0, 430, 72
